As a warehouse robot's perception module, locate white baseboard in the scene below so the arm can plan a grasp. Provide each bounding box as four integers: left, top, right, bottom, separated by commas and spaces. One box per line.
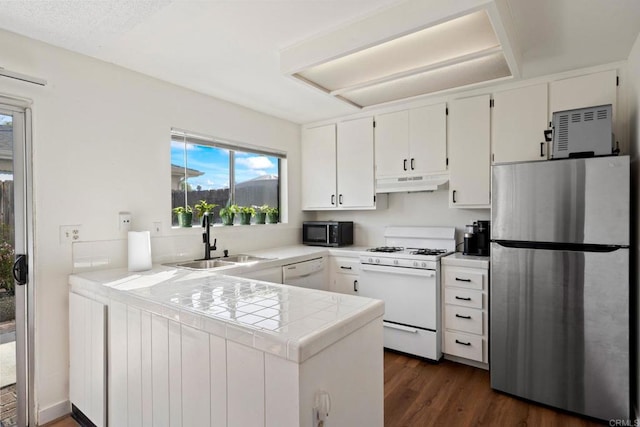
38, 399, 70, 425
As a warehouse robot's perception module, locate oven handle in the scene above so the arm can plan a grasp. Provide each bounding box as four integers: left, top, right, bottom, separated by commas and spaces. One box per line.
360, 263, 436, 277
383, 322, 419, 334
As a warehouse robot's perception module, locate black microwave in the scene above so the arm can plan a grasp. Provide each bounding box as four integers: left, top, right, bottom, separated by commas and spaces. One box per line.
302, 221, 354, 247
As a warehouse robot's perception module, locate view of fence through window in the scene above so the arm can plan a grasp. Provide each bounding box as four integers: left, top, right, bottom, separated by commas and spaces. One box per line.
171, 135, 280, 226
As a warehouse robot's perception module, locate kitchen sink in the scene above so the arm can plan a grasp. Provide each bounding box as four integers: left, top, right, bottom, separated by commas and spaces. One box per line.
175, 259, 236, 269
220, 254, 270, 263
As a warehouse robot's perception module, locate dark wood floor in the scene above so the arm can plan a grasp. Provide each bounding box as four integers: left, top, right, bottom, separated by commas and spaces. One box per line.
45, 351, 604, 427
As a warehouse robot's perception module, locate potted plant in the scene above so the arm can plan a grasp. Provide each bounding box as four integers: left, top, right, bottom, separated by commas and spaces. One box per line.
254, 205, 269, 224
238, 206, 256, 225
0, 241, 15, 323
219, 202, 239, 226
194, 199, 218, 218
265, 207, 279, 224
173, 205, 193, 227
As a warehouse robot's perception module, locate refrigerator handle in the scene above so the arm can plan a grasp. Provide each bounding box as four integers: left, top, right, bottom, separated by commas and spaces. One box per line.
493, 240, 627, 252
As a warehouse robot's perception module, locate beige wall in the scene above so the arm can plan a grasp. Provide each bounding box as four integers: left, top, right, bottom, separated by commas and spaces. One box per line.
0, 29, 302, 423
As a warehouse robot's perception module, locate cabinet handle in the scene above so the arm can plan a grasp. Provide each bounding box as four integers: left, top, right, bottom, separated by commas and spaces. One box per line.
455, 296, 472, 301
455, 277, 471, 282
340, 266, 352, 270
455, 339, 471, 346
331, 194, 335, 205
540, 142, 545, 157
452, 190, 457, 203
353, 280, 358, 292
410, 158, 415, 170
339, 194, 343, 205
455, 314, 472, 319
403, 159, 407, 171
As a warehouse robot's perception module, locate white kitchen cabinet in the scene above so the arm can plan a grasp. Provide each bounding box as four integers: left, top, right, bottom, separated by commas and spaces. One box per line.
492, 83, 549, 164
301, 124, 337, 209
441, 254, 489, 368
69, 292, 107, 427
330, 256, 360, 295
549, 69, 617, 118
302, 118, 381, 210
448, 94, 491, 208
374, 103, 447, 178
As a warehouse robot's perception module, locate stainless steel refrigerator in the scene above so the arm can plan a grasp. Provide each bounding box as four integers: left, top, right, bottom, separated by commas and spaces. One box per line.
490, 155, 630, 421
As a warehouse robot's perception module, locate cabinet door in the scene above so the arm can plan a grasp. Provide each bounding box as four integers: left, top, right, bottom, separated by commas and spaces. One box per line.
549, 70, 617, 118
337, 117, 375, 208
333, 273, 359, 295
302, 124, 337, 209
449, 95, 491, 207
492, 84, 548, 164
409, 103, 447, 174
374, 110, 409, 177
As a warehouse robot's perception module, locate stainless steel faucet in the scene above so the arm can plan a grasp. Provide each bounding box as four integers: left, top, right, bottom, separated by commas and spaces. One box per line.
201, 212, 217, 260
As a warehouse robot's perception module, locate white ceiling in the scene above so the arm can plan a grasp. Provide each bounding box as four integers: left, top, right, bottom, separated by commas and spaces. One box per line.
0, 0, 639, 124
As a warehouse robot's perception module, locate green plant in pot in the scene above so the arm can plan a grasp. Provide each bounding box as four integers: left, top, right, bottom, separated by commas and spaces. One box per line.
254, 205, 269, 224
0, 241, 15, 323
238, 206, 256, 225
173, 205, 193, 227
265, 207, 279, 224
219, 202, 239, 226
194, 199, 218, 219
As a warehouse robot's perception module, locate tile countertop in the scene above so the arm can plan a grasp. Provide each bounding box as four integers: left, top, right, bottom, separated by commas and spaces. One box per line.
442, 252, 490, 269
69, 264, 384, 364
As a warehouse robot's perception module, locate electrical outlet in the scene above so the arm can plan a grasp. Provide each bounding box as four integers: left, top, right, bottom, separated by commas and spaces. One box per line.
119, 212, 132, 232
152, 221, 162, 236
60, 225, 82, 244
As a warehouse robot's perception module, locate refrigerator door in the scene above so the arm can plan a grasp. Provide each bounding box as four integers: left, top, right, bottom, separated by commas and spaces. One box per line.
490, 242, 630, 420
492, 156, 629, 245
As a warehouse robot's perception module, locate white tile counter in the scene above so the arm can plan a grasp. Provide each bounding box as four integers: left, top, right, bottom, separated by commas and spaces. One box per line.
442, 252, 490, 269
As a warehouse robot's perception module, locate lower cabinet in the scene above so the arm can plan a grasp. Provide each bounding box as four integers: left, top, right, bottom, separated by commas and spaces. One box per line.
441, 256, 489, 368
329, 256, 360, 295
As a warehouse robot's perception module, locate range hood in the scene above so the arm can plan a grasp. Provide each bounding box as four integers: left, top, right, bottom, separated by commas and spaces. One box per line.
376, 173, 449, 193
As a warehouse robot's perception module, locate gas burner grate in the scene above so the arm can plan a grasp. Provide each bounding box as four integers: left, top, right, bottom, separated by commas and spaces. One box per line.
410, 248, 448, 256
367, 246, 404, 253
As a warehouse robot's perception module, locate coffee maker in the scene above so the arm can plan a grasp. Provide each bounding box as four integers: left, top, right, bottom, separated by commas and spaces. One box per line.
463, 220, 490, 256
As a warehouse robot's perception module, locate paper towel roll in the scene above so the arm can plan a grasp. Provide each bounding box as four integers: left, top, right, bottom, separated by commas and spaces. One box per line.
128, 231, 152, 272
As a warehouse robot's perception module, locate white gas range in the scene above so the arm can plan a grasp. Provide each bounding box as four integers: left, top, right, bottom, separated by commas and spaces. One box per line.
357, 226, 455, 361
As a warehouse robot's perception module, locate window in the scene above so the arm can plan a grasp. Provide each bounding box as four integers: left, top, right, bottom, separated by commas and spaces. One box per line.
171, 130, 284, 226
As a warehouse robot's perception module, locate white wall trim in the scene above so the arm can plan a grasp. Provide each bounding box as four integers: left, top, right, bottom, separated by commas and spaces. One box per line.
38, 399, 70, 425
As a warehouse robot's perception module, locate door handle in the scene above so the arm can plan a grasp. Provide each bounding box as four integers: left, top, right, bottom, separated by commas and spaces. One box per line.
331, 194, 335, 205
452, 190, 457, 203
403, 159, 407, 171
384, 323, 418, 334
455, 296, 472, 301
13, 254, 27, 286
455, 314, 472, 319
339, 194, 343, 205
353, 280, 358, 292
410, 158, 415, 170
455, 339, 471, 346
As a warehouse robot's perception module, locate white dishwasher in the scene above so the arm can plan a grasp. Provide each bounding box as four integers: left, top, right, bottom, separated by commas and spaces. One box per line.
282, 257, 328, 290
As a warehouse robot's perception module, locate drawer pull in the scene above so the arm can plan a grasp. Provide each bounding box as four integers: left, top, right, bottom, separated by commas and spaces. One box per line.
454, 296, 471, 301
455, 277, 472, 282
340, 266, 352, 270
455, 314, 472, 319
353, 280, 358, 292
384, 323, 418, 334
455, 339, 471, 346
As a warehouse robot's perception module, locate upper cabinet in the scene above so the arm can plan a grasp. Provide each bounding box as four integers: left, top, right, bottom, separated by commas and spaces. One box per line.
448, 95, 491, 208
302, 117, 379, 210
491, 83, 549, 164
549, 70, 617, 119
375, 103, 447, 178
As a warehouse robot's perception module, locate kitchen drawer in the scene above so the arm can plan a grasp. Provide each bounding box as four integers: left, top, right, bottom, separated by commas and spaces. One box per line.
331, 257, 360, 275
383, 322, 440, 361
445, 305, 483, 335
443, 267, 485, 290
444, 288, 483, 309
444, 331, 484, 362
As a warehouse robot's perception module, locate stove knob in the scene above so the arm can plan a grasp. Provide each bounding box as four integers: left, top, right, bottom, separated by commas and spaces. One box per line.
413, 261, 418, 267
421, 262, 427, 268
375, 258, 380, 264
368, 257, 373, 263
393, 260, 399, 265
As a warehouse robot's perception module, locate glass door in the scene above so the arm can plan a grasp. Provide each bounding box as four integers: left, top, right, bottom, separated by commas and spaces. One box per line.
0, 105, 30, 427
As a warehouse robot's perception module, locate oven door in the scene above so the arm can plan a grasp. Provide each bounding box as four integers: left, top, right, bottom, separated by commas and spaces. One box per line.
358, 264, 438, 330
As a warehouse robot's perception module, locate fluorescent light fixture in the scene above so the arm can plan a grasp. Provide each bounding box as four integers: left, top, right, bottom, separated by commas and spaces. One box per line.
284, 9, 513, 108
0, 67, 47, 86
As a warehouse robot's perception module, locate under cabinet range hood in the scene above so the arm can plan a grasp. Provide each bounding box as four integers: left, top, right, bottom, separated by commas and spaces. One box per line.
376, 173, 449, 193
